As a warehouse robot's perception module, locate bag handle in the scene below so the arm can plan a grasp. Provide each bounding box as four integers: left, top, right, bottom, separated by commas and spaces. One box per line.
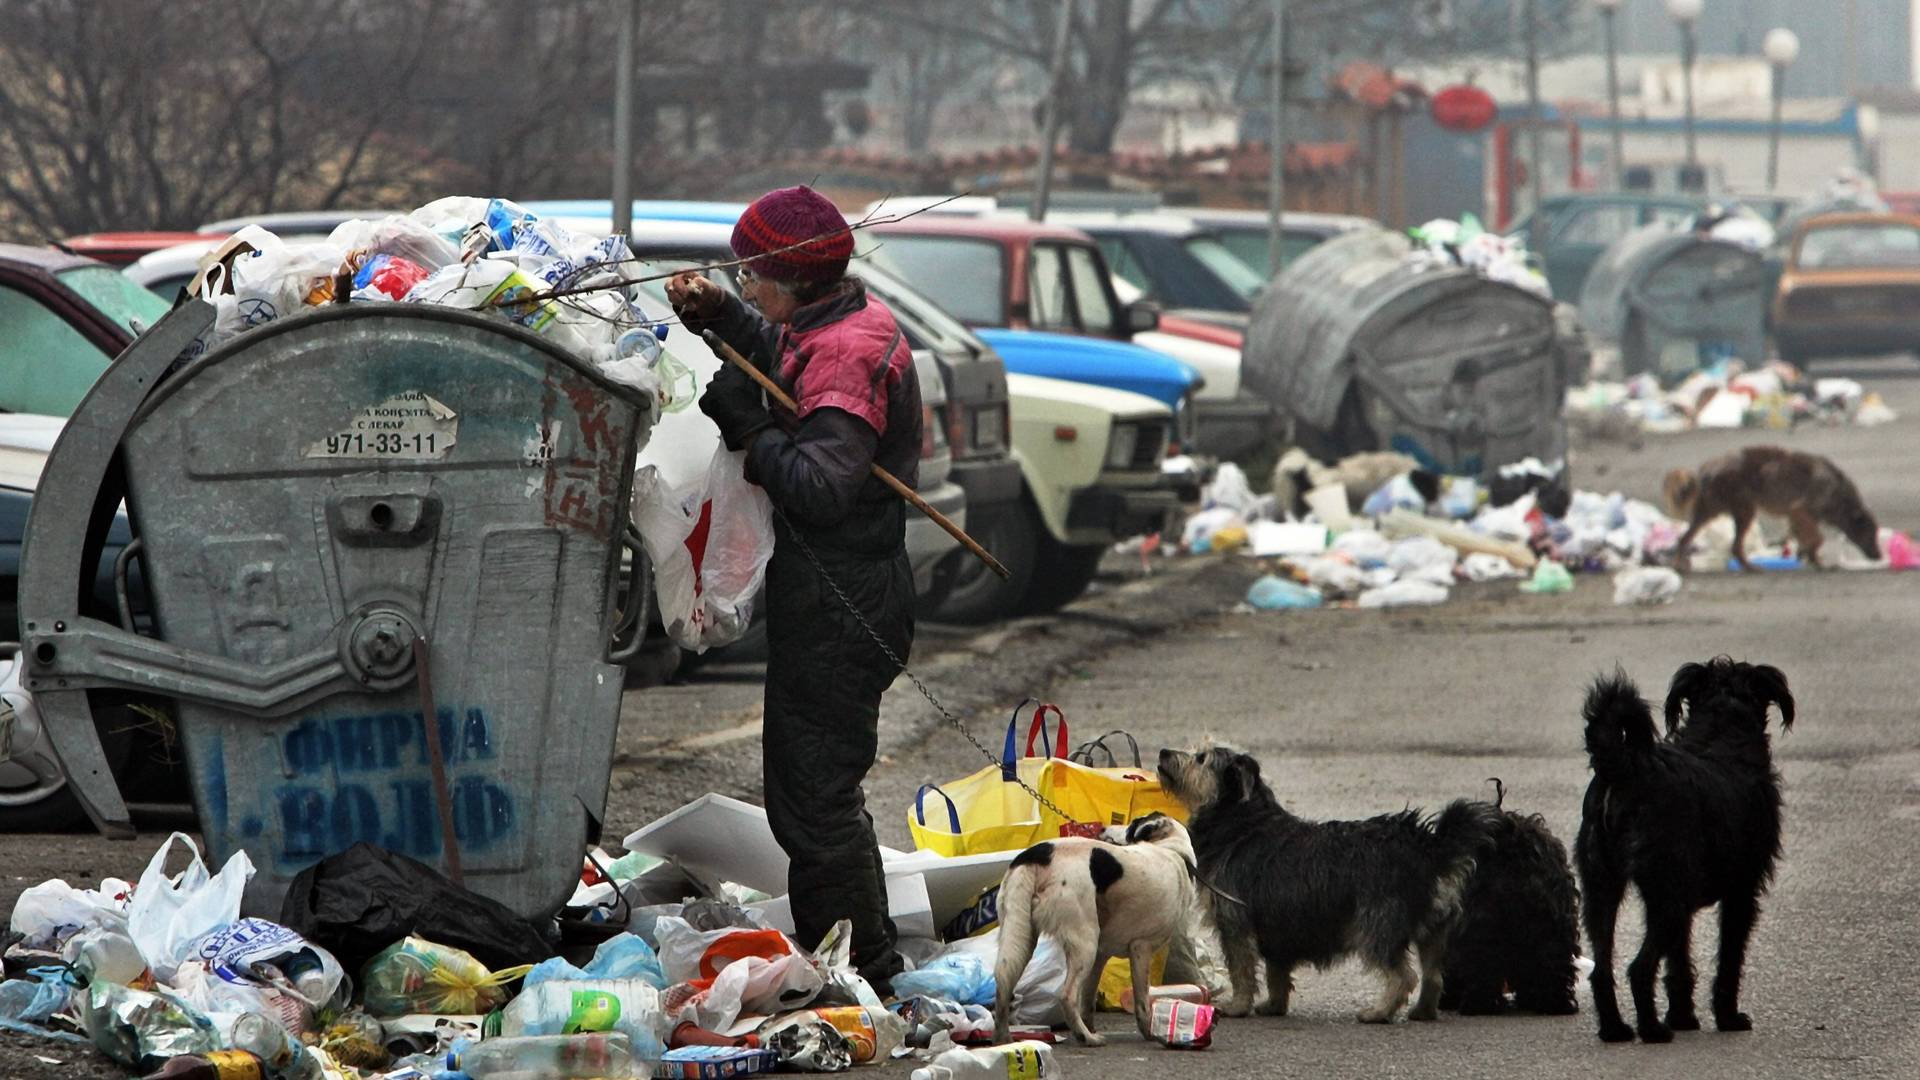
1070, 730, 1142, 768
999, 699, 1067, 779
1025, 704, 1069, 760
914, 784, 962, 834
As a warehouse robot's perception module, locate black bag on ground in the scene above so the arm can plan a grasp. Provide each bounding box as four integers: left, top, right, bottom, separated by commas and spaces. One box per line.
278, 842, 556, 973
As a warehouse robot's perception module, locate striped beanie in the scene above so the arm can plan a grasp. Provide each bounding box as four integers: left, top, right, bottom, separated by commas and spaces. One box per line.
731, 186, 854, 282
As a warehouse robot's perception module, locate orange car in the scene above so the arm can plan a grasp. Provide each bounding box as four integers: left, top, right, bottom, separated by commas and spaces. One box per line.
1773, 212, 1920, 363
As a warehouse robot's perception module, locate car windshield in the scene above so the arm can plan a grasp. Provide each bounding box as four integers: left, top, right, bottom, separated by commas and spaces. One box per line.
0, 284, 114, 417
58, 266, 171, 332
1797, 223, 1920, 269
860, 235, 1005, 325
1214, 228, 1325, 278
1181, 235, 1267, 298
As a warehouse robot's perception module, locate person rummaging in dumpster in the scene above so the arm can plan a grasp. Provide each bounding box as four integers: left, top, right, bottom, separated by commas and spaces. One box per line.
666, 185, 919, 994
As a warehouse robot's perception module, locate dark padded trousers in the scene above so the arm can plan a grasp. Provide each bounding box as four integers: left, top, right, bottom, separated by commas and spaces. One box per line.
761, 505, 913, 984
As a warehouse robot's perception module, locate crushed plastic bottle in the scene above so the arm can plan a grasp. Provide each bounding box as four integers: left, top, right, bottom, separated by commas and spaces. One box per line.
909, 1041, 1059, 1080
452, 1032, 639, 1079
137, 1051, 266, 1080
498, 978, 667, 1061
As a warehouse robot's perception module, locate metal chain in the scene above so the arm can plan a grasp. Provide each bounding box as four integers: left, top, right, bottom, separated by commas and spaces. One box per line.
773, 506, 1078, 826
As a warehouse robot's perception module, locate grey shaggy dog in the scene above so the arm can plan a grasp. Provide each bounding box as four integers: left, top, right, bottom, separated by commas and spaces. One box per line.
1158, 743, 1500, 1023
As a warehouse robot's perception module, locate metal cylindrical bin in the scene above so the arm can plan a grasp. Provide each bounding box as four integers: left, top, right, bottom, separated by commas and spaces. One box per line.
1578, 224, 1768, 383
1244, 227, 1566, 477
20, 303, 651, 919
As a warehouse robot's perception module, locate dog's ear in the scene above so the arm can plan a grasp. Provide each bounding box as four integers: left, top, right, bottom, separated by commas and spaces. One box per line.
1665, 662, 1708, 734
1124, 812, 1168, 843
1750, 664, 1794, 731
1222, 753, 1262, 802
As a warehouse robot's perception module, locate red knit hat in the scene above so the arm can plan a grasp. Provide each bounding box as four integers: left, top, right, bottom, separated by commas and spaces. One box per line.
731, 185, 854, 282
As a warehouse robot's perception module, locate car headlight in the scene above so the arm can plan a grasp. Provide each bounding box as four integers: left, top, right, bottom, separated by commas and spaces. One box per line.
1105, 423, 1140, 469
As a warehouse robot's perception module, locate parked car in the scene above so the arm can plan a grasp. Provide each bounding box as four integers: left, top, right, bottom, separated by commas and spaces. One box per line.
1507, 193, 1708, 303
860, 215, 1267, 456
0, 246, 171, 830
2, 244, 171, 415
197, 209, 392, 236
1174, 208, 1377, 280
54, 232, 227, 267
1045, 211, 1266, 317
1771, 213, 1920, 363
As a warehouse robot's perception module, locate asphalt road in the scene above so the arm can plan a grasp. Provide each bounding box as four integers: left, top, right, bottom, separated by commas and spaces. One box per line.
5, 356, 1919, 1078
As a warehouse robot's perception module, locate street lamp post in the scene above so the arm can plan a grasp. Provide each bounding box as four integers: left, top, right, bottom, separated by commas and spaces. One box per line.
1596, 0, 1625, 190
1764, 28, 1800, 192
1666, 0, 1704, 177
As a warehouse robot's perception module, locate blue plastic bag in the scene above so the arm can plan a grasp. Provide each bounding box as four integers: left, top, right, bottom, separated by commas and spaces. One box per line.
890, 952, 994, 1007
524, 932, 666, 990
1246, 575, 1323, 610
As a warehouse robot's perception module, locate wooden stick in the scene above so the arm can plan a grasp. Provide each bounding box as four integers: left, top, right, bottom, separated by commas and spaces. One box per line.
702, 330, 1012, 581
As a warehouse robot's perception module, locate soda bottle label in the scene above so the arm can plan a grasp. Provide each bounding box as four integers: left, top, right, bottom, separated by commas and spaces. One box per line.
564, 990, 623, 1033
205, 1050, 265, 1080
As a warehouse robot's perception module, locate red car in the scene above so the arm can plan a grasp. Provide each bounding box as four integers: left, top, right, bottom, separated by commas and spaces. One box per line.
53, 231, 228, 267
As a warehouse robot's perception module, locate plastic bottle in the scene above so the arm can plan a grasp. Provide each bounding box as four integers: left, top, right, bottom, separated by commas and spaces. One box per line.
451, 1032, 639, 1079
63, 928, 148, 986
908, 1041, 1058, 1080
272, 948, 332, 1003
136, 1051, 266, 1080
499, 979, 666, 1061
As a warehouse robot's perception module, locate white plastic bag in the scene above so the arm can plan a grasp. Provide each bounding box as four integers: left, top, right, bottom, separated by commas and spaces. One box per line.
125, 833, 254, 983
1613, 566, 1683, 606
1357, 580, 1450, 609
7, 878, 133, 950
632, 445, 775, 652
945, 930, 1067, 1026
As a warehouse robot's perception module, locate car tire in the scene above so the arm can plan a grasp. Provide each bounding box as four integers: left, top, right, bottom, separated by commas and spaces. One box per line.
0, 699, 141, 833
1018, 538, 1105, 615
931, 501, 1038, 625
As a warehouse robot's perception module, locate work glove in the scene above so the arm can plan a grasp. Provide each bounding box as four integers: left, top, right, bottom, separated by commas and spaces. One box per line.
699, 364, 774, 452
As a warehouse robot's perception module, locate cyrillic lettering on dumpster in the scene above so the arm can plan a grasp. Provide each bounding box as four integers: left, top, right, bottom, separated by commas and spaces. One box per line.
304, 390, 460, 460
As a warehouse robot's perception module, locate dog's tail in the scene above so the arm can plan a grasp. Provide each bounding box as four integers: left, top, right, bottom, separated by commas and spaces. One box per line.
992, 863, 1041, 1031
1583, 668, 1658, 781
1426, 798, 1501, 927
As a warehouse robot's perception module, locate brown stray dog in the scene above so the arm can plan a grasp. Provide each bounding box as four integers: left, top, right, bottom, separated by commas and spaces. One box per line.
1663, 446, 1880, 571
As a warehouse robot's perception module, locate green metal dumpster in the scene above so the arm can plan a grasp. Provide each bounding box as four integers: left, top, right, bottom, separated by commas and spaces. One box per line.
19, 302, 651, 919
1578, 223, 1769, 382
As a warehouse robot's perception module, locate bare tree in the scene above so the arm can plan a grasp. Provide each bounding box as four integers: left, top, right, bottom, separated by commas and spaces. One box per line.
0, 0, 451, 239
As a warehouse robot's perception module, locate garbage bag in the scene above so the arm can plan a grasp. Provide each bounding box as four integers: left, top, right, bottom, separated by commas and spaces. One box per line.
500, 978, 668, 1061
126, 833, 254, 984
525, 933, 667, 991
890, 952, 993, 1007
8, 877, 133, 951
359, 936, 531, 1018
278, 842, 555, 975
632, 444, 776, 652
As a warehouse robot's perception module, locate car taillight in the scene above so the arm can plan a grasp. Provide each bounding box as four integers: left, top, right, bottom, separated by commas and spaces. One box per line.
922, 405, 939, 459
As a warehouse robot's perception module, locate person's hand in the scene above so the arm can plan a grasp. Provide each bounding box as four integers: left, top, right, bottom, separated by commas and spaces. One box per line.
666, 271, 723, 320
700, 365, 773, 451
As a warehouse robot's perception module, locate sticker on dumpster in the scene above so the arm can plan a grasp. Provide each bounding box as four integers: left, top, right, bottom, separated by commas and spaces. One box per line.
304, 390, 459, 460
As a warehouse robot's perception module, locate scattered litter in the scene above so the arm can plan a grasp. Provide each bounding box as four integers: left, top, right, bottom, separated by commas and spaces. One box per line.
1357, 580, 1449, 608
1148, 999, 1215, 1050
908, 1040, 1058, 1080
1246, 521, 1327, 557
361, 936, 528, 1017
452, 1032, 637, 1079
1613, 566, 1682, 606
1519, 562, 1574, 595
1855, 392, 1897, 426
1246, 575, 1323, 610
1461, 553, 1522, 582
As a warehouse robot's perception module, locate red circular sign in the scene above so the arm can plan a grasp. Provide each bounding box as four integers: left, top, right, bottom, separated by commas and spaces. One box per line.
1431, 85, 1498, 133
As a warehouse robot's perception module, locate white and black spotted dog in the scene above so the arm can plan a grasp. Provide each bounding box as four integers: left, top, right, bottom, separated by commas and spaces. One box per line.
992, 813, 1200, 1046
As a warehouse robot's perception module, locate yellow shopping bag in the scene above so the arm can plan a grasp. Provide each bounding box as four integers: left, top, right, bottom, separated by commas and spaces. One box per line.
908, 703, 1186, 858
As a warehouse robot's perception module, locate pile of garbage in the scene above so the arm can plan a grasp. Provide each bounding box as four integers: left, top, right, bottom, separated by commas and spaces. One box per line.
4, 795, 1222, 1077
1566, 360, 1896, 439
181, 197, 696, 432
1171, 454, 1910, 613
1407, 214, 1551, 298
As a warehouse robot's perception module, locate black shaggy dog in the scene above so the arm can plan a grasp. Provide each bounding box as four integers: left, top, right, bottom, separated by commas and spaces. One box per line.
1576, 658, 1795, 1044
1158, 744, 1500, 1023
1438, 780, 1581, 1017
